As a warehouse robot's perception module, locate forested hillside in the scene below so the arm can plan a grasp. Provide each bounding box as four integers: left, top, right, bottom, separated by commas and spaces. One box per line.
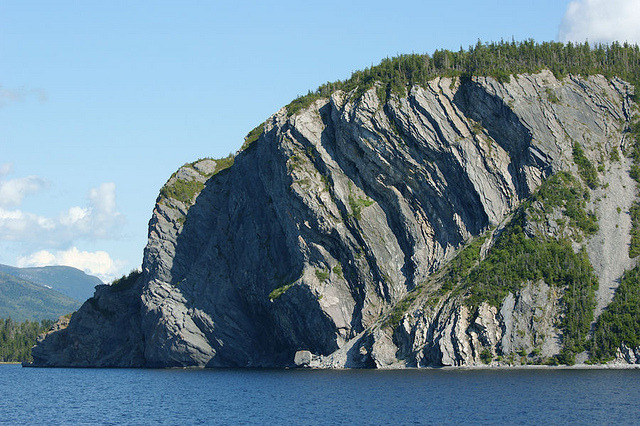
0, 264, 102, 303
0, 318, 54, 363
0, 272, 79, 322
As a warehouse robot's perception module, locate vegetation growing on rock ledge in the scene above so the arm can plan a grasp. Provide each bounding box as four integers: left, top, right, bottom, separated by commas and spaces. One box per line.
160, 155, 235, 204
212, 155, 234, 174
315, 269, 330, 282
241, 123, 265, 151
383, 231, 490, 329
590, 265, 640, 361
348, 194, 374, 221
110, 270, 141, 292
529, 171, 598, 236
480, 348, 493, 364
572, 142, 599, 189
442, 232, 489, 292
269, 282, 294, 301
383, 289, 421, 329
464, 214, 596, 338
441, 172, 599, 363
160, 179, 205, 204
627, 119, 640, 257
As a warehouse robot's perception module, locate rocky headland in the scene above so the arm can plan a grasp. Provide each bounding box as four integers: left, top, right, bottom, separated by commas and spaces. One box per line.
31, 43, 640, 369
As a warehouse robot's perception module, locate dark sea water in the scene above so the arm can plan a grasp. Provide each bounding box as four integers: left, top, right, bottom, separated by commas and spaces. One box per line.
1, 364, 639, 425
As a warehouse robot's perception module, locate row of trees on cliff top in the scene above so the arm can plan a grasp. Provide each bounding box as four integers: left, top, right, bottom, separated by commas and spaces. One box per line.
287, 40, 640, 114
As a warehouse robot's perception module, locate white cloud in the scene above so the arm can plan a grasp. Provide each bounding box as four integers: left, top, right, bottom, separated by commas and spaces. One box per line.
86, 183, 122, 239
0, 208, 55, 240
0, 172, 123, 244
1, 168, 128, 282
0, 174, 47, 208
0, 163, 13, 177
90, 182, 117, 213
52, 183, 124, 240
59, 206, 89, 226
559, 0, 640, 44
17, 247, 126, 283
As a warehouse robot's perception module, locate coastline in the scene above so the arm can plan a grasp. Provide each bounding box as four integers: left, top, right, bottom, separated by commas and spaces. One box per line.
436, 363, 640, 371
15, 360, 640, 370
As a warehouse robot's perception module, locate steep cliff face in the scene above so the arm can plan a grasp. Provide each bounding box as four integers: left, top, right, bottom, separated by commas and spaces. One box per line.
32, 70, 639, 368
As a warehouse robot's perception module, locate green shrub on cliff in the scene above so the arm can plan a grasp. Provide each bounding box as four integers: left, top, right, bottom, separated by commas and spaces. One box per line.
213, 155, 234, 174
315, 269, 330, 282
480, 348, 493, 364
464, 221, 596, 361
442, 232, 488, 290
590, 265, 640, 361
348, 194, 374, 221
384, 289, 421, 328
241, 123, 265, 150
626, 119, 640, 258
160, 179, 204, 204
531, 171, 598, 236
572, 142, 599, 189
269, 282, 294, 301
160, 155, 235, 204
110, 270, 141, 292
459, 172, 598, 362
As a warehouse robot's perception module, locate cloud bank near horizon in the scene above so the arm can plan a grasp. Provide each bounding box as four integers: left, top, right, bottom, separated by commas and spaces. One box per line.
0, 165, 124, 245
559, 0, 640, 44
0, 163, 127, 280
17, 247, 125, 283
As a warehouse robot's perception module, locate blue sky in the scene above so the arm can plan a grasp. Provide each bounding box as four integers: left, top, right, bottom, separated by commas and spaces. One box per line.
1, 0, 639, 282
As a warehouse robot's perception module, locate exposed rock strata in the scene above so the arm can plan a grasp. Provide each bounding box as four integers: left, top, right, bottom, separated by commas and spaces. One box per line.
32, 71, 639, 368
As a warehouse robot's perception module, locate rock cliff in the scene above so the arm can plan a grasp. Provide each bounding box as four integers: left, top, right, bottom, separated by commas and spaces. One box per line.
31, 69, 640, 368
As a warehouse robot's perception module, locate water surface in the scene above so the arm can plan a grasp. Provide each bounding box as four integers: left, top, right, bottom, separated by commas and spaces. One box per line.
2, 365, 638, 424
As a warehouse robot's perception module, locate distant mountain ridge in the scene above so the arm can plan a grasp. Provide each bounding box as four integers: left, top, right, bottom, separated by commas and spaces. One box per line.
0, 264, 102, 303
0, 272, 79, 322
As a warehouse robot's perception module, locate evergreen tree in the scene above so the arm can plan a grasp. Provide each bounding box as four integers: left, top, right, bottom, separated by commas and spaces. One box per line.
0, 318, 55, 363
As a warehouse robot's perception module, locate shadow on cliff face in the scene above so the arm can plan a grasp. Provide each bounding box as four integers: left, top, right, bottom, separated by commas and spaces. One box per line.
453, 78, 538, 198
281, 96, 499, 344
317, 92, 492, 287
31, 276, 146, 367
393, 95, 489, 240
154, 79, 553, 367
163, 132, 339, 366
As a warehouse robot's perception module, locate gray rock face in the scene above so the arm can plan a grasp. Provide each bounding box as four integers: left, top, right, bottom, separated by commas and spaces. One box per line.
31, 280, 144, 367
372, 281, 562, 368
616, 344, 640, 364
587, 156, 636, 318
294, 350, 321, 367
32, 71, 637, 368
